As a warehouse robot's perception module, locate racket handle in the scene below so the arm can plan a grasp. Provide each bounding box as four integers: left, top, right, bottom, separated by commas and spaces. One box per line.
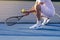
22, 14, 28, 17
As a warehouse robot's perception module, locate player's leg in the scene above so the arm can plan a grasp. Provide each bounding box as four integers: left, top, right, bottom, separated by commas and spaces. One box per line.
29, 5, 42, 29
41, 5, 55, 25
41, 16, 50, 25
41, 8, 50, 25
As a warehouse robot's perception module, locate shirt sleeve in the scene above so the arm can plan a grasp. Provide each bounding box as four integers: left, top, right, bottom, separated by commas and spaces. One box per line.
36, 0, 45, 2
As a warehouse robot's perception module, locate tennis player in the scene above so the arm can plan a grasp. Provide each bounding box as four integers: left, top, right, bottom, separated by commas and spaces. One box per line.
21, 0, 55, 29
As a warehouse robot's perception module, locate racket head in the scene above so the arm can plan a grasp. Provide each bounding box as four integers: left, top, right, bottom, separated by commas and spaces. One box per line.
5, 16, 23, 26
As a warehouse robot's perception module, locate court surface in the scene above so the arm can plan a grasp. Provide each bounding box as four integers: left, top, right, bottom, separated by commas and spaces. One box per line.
0, 24, 60, 36
0, 1, 60, 36
0, 1, 60, 40
0, 24, 60, 40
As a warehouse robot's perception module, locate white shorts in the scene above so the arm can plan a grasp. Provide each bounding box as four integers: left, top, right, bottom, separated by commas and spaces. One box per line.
41, 4, 55, 18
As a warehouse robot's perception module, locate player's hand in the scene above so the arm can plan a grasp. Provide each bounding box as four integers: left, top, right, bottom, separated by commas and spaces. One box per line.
21, 9, 29, 16
21, 9, 29, 13
21, 9, 26, 13
24, 13, 29, 16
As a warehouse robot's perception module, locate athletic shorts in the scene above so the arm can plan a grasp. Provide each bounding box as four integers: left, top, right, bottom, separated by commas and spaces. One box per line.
41, 4, 55, 18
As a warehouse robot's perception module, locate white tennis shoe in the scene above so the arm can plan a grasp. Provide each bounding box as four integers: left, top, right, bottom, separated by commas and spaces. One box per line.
29, 21, 42, 29
42, 17, 50, 25
29, 24, 41, 29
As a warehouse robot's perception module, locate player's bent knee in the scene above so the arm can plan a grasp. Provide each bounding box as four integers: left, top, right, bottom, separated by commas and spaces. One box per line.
36, 5, 41, 10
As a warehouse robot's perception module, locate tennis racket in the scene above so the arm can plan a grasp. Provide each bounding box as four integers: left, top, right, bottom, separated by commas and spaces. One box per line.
5, 15, 25, 26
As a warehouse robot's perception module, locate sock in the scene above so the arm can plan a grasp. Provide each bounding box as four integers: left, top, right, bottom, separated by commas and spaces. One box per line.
37, 19, 41, 25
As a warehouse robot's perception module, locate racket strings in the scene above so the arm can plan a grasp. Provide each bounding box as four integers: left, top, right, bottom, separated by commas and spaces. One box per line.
5, 16, 23, 26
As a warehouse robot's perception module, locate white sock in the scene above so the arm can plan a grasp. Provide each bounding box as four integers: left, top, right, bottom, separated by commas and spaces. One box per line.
37, 20, 41, 25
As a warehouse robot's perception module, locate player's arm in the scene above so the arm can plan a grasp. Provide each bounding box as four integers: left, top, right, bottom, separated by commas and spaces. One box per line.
21, 1, 45, 15
27, 1, 45, 14
21, 2, 37, 14
21, 3, 36, 15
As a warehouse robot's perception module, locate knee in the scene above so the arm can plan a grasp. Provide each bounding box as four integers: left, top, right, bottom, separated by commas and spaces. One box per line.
36, 5, 41, 10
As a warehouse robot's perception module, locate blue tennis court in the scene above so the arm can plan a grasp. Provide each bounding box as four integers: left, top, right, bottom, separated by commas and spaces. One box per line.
0, 1, 60, 40
0, 24, 60, 36
0, 24, 60, 40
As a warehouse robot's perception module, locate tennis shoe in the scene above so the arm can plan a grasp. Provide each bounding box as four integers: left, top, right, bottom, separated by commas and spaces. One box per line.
42, 17, 50, 25
29, 23, 42, 29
